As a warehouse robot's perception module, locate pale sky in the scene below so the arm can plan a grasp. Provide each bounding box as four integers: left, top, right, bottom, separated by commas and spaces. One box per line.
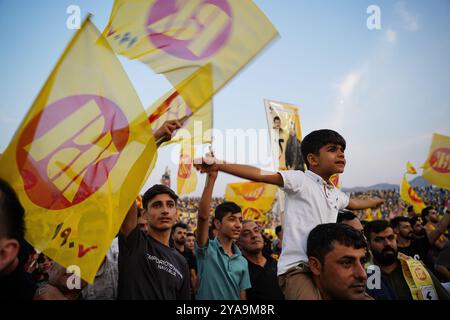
1, 0, 449, 196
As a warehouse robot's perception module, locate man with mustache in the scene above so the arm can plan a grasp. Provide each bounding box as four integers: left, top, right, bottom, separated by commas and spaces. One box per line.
364, 220, 449, 300
238, 220, 284, 300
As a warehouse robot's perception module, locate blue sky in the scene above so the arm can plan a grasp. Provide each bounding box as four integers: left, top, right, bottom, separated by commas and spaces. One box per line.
1, 0, 449, 196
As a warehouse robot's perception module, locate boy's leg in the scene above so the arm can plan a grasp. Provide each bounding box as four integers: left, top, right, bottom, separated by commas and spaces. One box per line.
278, 264, 320, 300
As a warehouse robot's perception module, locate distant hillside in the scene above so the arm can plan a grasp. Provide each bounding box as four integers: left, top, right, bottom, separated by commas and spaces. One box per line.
342, 175, 431, 193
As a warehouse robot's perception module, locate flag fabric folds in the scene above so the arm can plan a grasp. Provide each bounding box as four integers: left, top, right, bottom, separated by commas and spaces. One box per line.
421, 133, 450, 190
224, 182, 277, 224
177, 140, 198, 195
400, 175, 426, 213
0, 17, 157, 283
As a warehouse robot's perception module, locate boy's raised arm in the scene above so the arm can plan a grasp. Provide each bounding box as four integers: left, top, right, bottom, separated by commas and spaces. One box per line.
197, 171, 217, 248
347, 197, 384, 210
120, 201, 138, 238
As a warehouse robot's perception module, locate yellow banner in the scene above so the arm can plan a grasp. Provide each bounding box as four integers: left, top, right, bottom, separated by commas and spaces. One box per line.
177, 140, 198, 195
264, 99, 304, 171
400, 175, 426, 213
406, 161, 417, 174
103, 0, 278, 104
0, 18, 157, 283
421, 133, 450, 190
224, 182, 277, 225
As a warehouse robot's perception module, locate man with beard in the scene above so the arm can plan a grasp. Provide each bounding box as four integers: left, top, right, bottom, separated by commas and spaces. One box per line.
364, 220, 449, 300
238, 220, 284, 300
391, 214, 450, 270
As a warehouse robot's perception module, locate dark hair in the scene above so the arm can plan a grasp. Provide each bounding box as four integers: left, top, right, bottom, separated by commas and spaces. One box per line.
186, 232, 195, 238
172, 222, 188, 233
421, 206, 434, 225
300, 129, 346, 168
407, 205, 414, 213
275, 225, 282, 236
214, 202, 241, 222
409, 215, 420, 227
337, 210, 357, 223
307, 223, 366, 265
142, 184, 178, 210
390, 216, 410, 229
273, 116, 281, 122
0, 178, 25, 241
363, 220, 391, 240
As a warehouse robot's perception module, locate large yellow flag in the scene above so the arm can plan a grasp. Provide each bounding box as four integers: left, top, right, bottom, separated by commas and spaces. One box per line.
421, 133, 450, 190
177, 140, 198, 195
0, 17, 157, 283
406, 161, 417, 174
103, 0, 278, 102
224, 182, 277, 225
400, 175, 426, 213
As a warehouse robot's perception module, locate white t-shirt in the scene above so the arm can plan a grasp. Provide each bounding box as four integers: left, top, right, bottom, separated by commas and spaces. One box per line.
277, 170, 350, 275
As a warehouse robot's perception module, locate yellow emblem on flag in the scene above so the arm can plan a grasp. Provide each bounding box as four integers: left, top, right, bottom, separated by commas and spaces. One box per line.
0, 17, 157, 283
177, 140, 198, 195
421, 133, 450, 190
400, 175, 426, 213
224, 182, 277, 225
406, 161, 417, 174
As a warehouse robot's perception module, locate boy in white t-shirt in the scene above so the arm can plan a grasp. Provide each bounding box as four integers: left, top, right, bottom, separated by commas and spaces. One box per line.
195, 129, 384, 299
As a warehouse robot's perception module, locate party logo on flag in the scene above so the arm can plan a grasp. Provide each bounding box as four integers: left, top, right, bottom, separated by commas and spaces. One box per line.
242, 185, 265, 202
428, 148, 450, 174
146, 0, 233, 60
178, 153, 193, 179
17, 95, 129, 210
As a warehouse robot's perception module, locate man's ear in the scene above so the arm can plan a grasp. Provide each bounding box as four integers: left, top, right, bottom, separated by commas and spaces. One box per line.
307, 153, 319, 167
308, 256, 322, 277
0, 239, 20, 271
213, 219, 221, 231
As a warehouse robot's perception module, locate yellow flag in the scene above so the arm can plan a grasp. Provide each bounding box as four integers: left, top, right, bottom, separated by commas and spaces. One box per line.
224, 182, 277, 225
103, 0, 278, 102
330, 174, 341, 188
421, 133, 450, 190
376, 207, 383, 220
406, 161, 417, 174
400, 175, 426, 213
0, 17, 157, 283
364, 208, 373, 222
177, 140, 197, 195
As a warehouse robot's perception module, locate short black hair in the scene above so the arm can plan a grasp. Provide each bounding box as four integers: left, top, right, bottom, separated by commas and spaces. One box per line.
172, 222, 188, 233
142, 184, 178, 210
186, 232, 195, 238
421, 206, 434, 224
364, 220, 391, 240
273, 116, 280, 122
390, 216, 410, 229
337, 210, 357, 223
300, 129, 346, 168
0, 178, 25, 241
275, 225, 282, 236
307, 223, 366, 265
214, 202, 241, 222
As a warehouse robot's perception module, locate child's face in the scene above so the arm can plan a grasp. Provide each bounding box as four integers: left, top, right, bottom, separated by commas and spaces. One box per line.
315, 143, 346, 175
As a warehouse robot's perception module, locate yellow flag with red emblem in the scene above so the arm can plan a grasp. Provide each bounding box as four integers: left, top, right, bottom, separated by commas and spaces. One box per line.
0, 17, 157, 283
400, 175, 426, 213
224, 182, 277, 225
103, 0, 278, 105
177, 140, 198, 195
406, 162, 417, 174
421, 133, 450, 190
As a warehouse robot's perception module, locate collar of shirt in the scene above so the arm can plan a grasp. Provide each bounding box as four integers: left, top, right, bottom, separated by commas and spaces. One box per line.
215, 238, 242, 259
305, 170, 334, 189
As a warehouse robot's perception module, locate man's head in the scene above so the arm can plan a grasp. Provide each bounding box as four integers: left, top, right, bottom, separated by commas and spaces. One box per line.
337, 210, 364, 233
185, 232, 195, 252
275, 225, 283, 240
171, 222, 188, 246
390, 216, 413, 240
0, 179, 25, 273
273, 116, 281, 129
422, 206, 438, 224
142, 184, 179, 232
410, 215, 425, 237
238, 220, 264, 254
307, 223, 368, 300
213, 202, 242, 240
364, 220, 397, 266
300, 129, 346, 175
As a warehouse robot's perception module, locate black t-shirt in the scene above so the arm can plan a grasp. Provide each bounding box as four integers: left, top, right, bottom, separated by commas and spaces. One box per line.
176, 248, 197, 272
118, 227, 190, 300
398, 237, 430, 262
245, 255, 284, 300
0, 263, 36, 300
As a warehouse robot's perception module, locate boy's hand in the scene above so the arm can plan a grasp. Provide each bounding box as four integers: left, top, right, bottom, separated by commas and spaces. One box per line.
194, 153, 221, 173
154, 119, 182, 144
372, 197, 384, 208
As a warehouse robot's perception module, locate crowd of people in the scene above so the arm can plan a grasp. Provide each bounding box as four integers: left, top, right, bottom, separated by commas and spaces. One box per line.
1, 128, 449, 301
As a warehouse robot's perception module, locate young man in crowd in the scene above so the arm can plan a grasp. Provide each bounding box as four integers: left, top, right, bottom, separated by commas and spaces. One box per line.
195, 129, 383, 299
364, 220, 449, 300
238, 220, 284, 300
118, 185, 190, 300
185, 232, 196, 253
272, 225, 283, 257
0, 178, 36, 299
195, 170, 251, 300
337, 210, 364, 234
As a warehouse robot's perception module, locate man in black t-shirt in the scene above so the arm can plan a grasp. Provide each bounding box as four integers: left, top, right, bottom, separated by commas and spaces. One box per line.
118, 185, 190, 300
238, 220, 284, 300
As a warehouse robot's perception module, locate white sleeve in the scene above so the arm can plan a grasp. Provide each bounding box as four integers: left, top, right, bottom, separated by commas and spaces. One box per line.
337, 190, 350, 209
278, 170, 305, 194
